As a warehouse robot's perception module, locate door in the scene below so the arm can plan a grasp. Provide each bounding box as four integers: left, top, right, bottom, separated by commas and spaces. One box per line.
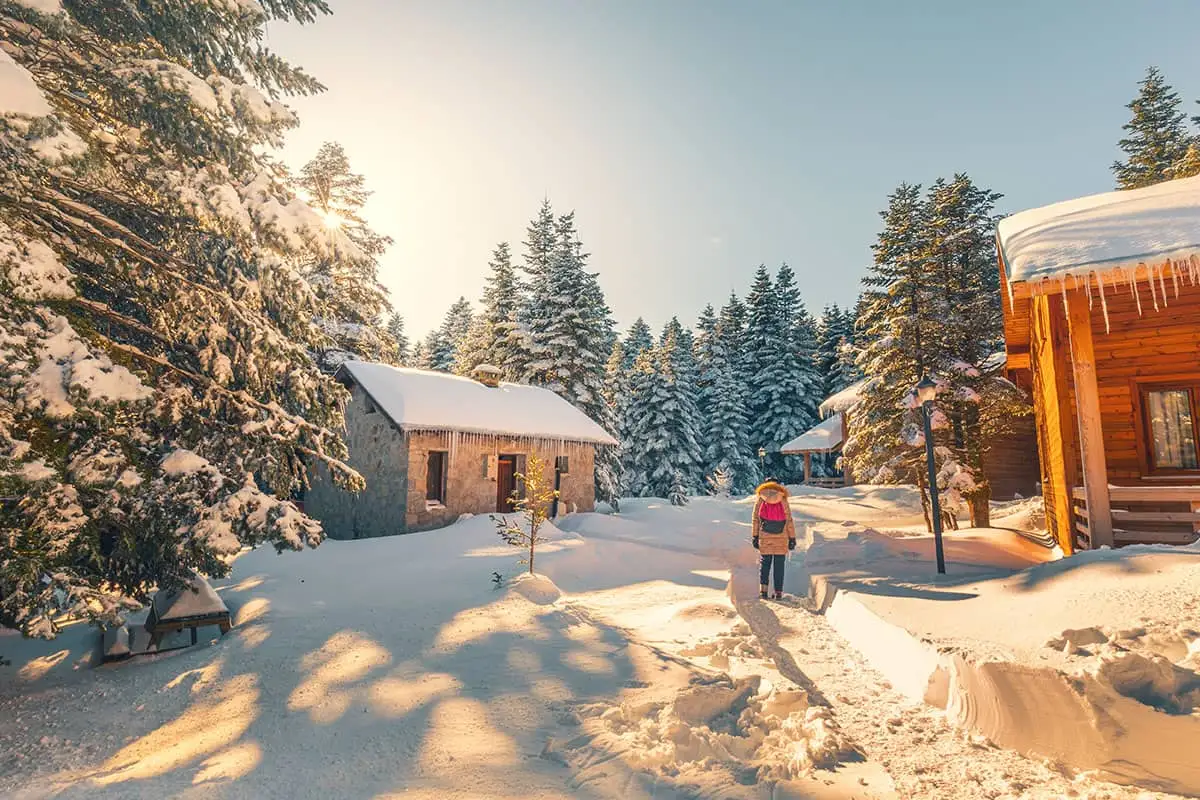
497, 455, 518, 513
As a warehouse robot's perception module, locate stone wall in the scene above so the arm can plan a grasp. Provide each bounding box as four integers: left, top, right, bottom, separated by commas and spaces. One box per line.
305, 383, 409, 540
405, 431, 597, 532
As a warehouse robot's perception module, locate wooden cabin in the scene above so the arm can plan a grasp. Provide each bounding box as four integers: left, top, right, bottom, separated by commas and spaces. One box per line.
305, 363, 618, 538
782, 376, 1038, 499
998, 176, 1200, 554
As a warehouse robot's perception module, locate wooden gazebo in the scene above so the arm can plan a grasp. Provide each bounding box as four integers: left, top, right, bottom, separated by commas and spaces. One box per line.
999, 176, 1200, 554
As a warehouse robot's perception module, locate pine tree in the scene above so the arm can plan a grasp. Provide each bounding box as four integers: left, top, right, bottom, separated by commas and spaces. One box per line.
427, 297, 474, 373
816, 305, 859, 396
296, 142, 395, 372
845, 183, 938, 494
1173, 141, 1200, 180
601, 340, 629, 507
512, 200, 558, 382
718, 292, 749, 384
1113, 67, 1192, 190
0, 0, 362, 638
668, 471, 689, 507
698, 314, 759, 494
622, 318, 654, 369
743, 265, 820, 480
623, 335, 703, 498
455, 242, 525, 378
386, 313, 410, 366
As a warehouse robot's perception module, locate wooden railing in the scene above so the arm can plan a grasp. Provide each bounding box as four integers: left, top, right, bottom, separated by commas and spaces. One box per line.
804, 476, 846, 489
1071, 485, 1200, 548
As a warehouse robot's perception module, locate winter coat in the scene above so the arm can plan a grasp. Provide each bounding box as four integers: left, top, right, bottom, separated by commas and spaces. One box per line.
751, 483, 795, 556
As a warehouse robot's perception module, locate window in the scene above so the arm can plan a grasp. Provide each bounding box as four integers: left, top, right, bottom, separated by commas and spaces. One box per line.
1141, 385, 1200, 472
555, 455, 570, 475
426, 451, 448, 504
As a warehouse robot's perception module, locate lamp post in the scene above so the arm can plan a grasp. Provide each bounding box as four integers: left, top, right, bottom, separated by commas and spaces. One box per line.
916, 375, 947, 575
758, 447, 767, 473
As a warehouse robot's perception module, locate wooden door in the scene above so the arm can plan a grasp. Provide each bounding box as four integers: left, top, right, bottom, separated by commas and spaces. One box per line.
497, 456, 517, 513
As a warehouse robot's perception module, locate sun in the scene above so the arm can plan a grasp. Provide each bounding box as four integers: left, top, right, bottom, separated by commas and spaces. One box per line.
319, 208, 346, 229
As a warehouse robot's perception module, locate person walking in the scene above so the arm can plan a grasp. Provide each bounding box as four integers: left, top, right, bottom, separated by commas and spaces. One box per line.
751, 479, 796, 600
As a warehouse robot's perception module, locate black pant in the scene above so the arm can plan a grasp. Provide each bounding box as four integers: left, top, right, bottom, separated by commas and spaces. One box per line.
759, 554, 785, 593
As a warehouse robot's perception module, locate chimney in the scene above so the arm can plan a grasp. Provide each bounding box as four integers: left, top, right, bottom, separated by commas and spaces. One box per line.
472, 364, 502, 388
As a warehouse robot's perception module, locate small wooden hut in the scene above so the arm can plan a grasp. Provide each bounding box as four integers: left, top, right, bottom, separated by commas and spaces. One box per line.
998, 176, 1200, 553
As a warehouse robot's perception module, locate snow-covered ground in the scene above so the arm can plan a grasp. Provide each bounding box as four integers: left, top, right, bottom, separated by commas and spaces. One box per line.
0, 487, 1195, 799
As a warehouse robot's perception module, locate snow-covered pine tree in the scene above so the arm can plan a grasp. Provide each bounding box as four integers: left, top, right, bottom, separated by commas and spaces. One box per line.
668, 471, 689, 507
816, 305, 858, 396
513, 199, 558, 382
660, 317, 705, 488
923, 174, 1010, 526
423, 297, 473, 373
386, 313, 410, 365
693, 304, 720, 419
296, 141, 395, 371
844, 183, 939, 497
1113, 67, 1193, 190
1174, 142, 1200, 180
601, 339, 629, 507
454, 242, 525, 378
743, 264, 820, 480
0, 0, 364, 638
718, 292, 749, 383
698, 314, 759, 494
621, 348, 666, 497
621, 317, 654, 369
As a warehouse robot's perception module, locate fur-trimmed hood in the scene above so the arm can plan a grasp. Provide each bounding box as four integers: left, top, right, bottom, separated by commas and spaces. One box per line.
755, 480, 789, 499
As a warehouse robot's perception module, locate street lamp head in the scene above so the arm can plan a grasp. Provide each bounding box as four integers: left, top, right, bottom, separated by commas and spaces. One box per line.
915, 375, 938, 405
757, 447, 767, 458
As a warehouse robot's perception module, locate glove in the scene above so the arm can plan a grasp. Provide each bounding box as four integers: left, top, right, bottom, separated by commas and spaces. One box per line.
788, 538, 796, 551
752, 536, 759, 550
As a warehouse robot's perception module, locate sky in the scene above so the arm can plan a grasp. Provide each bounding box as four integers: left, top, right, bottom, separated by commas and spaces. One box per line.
268, 0, 1200, 339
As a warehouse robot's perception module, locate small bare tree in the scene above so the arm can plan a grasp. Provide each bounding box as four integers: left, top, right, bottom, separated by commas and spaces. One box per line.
491, 454, 558, 575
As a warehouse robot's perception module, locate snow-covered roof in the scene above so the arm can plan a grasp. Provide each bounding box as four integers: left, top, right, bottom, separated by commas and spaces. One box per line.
998, 176, 1200, 288
818, 380, 867, 418
780, 413, 844, 454
339, 362, 618, 446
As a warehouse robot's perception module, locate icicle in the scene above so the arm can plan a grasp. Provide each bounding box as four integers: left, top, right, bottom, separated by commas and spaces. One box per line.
1006, 274, 1015, 311
1128, 266, 1143, 316
1059, 276, 1069, 311
1083, 272, 1093, 308
1171, 260, 1181, 298
1145, 263, 1159, 312
1096, 271, 1110, 333
1158, 262, 1170, 306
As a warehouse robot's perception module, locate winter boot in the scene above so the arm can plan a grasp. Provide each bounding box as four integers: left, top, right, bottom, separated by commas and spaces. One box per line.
772, 590, 784, 601
759, 585, 769, 599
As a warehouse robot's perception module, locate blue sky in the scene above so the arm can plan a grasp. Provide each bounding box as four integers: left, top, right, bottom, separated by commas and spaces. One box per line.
269, 0, 1200, 338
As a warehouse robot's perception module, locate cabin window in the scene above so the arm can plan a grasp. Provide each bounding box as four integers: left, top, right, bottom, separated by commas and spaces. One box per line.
555, 455, 570, 475
1141, 386, 1200, 472
426, 451, 448, 504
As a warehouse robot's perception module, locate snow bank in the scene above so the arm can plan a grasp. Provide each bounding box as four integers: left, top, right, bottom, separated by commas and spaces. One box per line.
340, 361, 618, 445
810, 532, 1200, 795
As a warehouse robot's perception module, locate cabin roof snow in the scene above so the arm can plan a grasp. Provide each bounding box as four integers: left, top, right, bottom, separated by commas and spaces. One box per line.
818, 380, 867, 418
780, 413, 844, 454
338, 361, 618, 446
998, 175, 1200, 288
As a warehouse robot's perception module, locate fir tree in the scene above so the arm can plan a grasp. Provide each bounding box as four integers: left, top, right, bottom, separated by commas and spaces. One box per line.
668, 472, 689, 507
0, 0, 361, 638
816, 305, 858, 396
1113, 67, 1192, 190
512, 200, 558, 382
296, 142, 395, 371
718, 292, 749, 384
455, 242, 524, 377
698, 315, 759, 494
623, 336, 703, 498
430, 297, 473, 373
622, 318, 654, 369
386, 313, 410, 366
743, 265, 820, 480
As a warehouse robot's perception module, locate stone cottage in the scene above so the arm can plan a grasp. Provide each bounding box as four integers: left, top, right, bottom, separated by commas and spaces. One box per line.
305, 362, 618, 539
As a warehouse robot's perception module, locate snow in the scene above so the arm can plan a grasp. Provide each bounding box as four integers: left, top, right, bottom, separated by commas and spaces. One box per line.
0, 223, 73, 302
779, 412, 844, 454
10, 0, 63, 13
152, 574, 229, 622
341, 361, 619, 445
0, 49, 51, 118
999, 175, 1200, 289
160, 449, 212, 476
0, 486, 1189, 799
29, 127, 89, 165
818, 379, 866, 418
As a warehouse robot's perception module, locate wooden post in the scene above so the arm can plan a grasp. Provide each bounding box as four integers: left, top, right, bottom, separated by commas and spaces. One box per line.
804, 453, 812, 485
1065, 291, 1113, 548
